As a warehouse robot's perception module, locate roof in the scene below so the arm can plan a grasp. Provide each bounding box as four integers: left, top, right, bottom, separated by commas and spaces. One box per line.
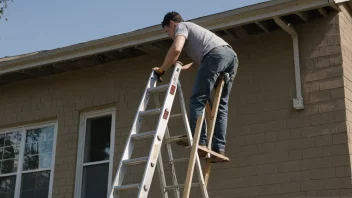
0, 0, 350, 85
0, 51, 43, 63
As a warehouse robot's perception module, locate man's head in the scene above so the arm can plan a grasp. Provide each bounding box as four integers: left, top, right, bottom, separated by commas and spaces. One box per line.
161, 11, 184, 39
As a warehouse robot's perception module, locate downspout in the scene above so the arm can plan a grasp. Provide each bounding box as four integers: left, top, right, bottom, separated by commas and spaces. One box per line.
274, 16, 304, 110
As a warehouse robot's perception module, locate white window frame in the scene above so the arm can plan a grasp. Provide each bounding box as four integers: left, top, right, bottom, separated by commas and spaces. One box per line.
74, 107, 116, 198
0, 120, 58, 198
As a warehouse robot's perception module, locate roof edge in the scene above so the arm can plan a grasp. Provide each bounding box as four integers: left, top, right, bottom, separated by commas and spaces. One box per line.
0, 0, 343, 75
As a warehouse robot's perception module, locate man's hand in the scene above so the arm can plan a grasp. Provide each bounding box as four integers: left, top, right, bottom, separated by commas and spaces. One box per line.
152, 67, 165, 82
181, 62, 197, 70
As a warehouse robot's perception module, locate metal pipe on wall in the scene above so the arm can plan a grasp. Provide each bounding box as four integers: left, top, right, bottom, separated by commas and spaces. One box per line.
274, 16, 304, 110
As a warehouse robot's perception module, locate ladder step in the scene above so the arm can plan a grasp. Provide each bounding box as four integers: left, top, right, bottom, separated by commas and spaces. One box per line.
148, 84, 169, 93
131, 131, 156, 140
123, 157, 148, 166
198, 146, 230, 162
140, 108, 161, 116
165, 135, 188, 144
114, 183, 140, 191
165, 183, 200, 190
169, 158, 188, 164
170, 113, 182, 118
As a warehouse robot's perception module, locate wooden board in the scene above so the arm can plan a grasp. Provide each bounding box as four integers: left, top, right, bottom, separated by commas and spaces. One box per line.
198, 146, 230, 162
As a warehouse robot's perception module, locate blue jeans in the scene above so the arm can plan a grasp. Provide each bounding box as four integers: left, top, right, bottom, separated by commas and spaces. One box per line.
189, 45, 238, 152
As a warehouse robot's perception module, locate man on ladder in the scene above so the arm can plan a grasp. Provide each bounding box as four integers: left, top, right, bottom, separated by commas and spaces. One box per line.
153, 11, 239, 162
109, 11, 239, 198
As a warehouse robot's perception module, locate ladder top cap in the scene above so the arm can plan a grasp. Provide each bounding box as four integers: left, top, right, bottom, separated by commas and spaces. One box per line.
175, 61, 183, 66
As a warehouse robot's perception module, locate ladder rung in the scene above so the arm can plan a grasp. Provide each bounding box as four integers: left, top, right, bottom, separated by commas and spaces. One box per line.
169, 158, 188, 164
123, 157, 148, 166
165, 135, 187, 144
148, 84, 169, 93
170, 113, 182, 118
140, 108, 161, 116
115, 183, 140, 191
165, 183, 200, 190
131, 131, 156, 140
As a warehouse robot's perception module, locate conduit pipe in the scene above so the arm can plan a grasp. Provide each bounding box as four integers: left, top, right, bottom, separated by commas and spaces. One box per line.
274, 16, 304, 110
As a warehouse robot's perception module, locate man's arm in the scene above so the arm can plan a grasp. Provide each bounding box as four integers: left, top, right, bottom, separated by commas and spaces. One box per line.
159, 35, 186, 71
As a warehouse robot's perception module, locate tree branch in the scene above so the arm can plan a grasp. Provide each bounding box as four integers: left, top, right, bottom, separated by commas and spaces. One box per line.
0, 0, 13, 21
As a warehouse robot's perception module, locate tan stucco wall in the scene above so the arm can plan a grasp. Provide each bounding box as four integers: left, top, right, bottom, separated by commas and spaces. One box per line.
339, 4, 352, 197
0, 10, 351, 198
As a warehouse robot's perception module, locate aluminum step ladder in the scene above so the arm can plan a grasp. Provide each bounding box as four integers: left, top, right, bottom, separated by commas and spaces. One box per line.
108, 62, 209, 198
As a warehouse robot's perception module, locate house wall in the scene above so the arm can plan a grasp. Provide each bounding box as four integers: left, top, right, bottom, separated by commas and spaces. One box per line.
339, 4, 352, 197
201, 11, 350, 198
0, 10, 351, 198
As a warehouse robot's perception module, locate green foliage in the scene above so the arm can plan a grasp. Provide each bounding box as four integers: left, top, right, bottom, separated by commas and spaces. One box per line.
0, 0, 13, 21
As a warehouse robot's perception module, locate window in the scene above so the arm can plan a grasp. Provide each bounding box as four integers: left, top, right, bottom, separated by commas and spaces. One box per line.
75, 108, 116, 198
0, 122, 57, 198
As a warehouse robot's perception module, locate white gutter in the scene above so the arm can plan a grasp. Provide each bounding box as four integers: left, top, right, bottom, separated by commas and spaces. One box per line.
274, 17, 304, 110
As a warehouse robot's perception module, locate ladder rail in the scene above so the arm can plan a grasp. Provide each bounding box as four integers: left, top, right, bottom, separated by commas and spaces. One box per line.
156, 148, 169, 198
164, 129, 181, 198
177, 81, 209, 198
137, 63, 182, 198
204, 77, 225, 186
154, 93, 181, 198
109, 70, 157, 198
183, 111, 205, 198
153, 94, 171, 198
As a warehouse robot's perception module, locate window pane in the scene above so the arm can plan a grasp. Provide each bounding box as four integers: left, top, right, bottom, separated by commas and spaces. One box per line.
84, 115, 111, 163
0, 176, 16, 198
36, 171, 50, 189
1, 160, 18, 174
42, 127, 54, 141
25, 143, 38, 156
3, 146, 19, 160
0, 135, 5, 148
34, 189, 49, 198
0, 132, 21, 176
81, 163, 109, 198
21, 172, 35, 191
39, 154, 52, 169
24, 126, 54, 171
20, 190, 35, 198
0, 192, 14, 198
26, 127, 54, 143
23, 155, 38, 171
5, 132, 21, 146
21, 171, 50, 198
0, 148, 3, 160
38, 140, 53, 154
26, 129, 42, 143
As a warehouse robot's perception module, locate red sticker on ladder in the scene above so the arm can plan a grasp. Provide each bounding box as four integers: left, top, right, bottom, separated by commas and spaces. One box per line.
163, 109, 169, 120
170, 84, 176, 95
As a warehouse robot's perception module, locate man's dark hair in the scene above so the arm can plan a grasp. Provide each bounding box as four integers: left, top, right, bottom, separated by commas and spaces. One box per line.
161, 11, 184, 28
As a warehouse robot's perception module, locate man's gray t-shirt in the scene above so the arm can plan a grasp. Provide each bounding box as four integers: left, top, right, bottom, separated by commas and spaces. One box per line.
174, 22, 230, 65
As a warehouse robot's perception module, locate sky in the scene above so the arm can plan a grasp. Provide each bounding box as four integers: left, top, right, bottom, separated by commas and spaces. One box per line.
0, 0, 268, 58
